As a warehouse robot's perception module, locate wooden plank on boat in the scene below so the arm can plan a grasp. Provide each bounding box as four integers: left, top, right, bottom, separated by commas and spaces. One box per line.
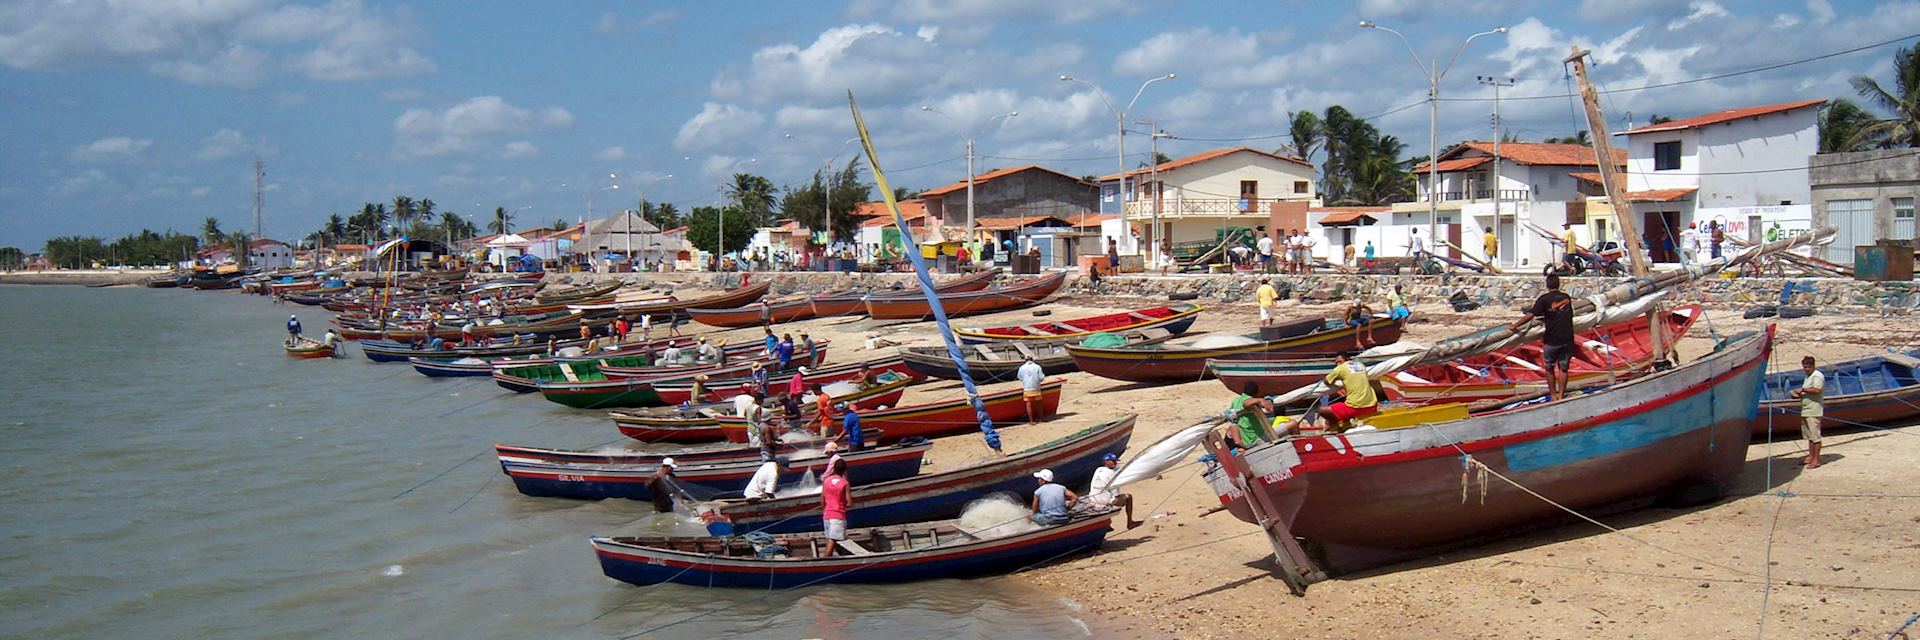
1127, 312, 1158, 322
974, 344, 1001, 361
839, 538, 872, 556
560, 363, 579, 382
1011, 342, 1038, 360
1883, 352, 1920, 370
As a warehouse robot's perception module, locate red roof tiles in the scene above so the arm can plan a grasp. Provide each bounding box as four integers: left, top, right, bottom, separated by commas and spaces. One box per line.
1621, 99, 1826, 135
1098, 147, 1313, 181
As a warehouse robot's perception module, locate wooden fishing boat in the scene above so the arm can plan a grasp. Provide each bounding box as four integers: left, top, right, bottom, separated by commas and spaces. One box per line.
494, 429, 887, 467
610, 373, 916, 443
572, 280, 771, 320
1749, 349, 1920, 437
811, 269, 1002, 317
955, 303, 1203, 344
1201, 328, 1771, 581
716, 378, 1065, 444
639, 350, 894, 406
362, 337, 566, 363
1067, 315, 1405, 384
1207, 306, 1701, 400
686, 294, 842, 328
499, 440, 933, 500
592, 508, 1119, 588
863, 272, 1067, 321
533, 349, 828, 409
490, 340, 771, 393
408, 356, 496, 377
284, 337, 335, 359
703, 414, 1135, 534
533, 281, 623, 303
899, 328, 1184, 383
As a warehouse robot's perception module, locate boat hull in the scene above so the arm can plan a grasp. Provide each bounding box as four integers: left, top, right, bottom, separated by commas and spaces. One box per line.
1070, 316, 1403, 384
1747, 350, 1920, 436
613, 376, 913, 443
716, 379, 1064, 443
502, 442, 930, 500
956, 303, 1203, 344
863, 273, 1066, 321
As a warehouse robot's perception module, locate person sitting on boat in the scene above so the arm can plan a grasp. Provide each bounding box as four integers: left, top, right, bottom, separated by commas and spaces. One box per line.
646, 458, 679, 513
578, 322, 592, 342
1509, 274, 1575, 401
762, 327, 778, 355
1789, 356, 1825, 469
428, 336, 446, 351
696, 337, 718, 362
1228, 382, 1275, 442
744, 457, 787, 501
1314, 354, 1380, 433
321, 329, 342, 353
713, 339, 729, 366
285, 314, 303, 345
661, 344, 683, 365
1018, 356, 1046, 424
855, 362, 876, 389
1030, 469, 1077, 526
1255, 278, 1278, 328
800, 333, 816, 365
782, 370, 807, 424
840, 403, 864, 452
1086, 453, 1140, 530
460, 322, 478, 347
820, 457, 852, 556
1385, 284, 1410, 321
1345, 299, 1377, 349
686, 375, 709, 407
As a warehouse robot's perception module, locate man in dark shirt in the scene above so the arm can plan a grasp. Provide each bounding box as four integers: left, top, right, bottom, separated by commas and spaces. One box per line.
1509, 274, 1576, 401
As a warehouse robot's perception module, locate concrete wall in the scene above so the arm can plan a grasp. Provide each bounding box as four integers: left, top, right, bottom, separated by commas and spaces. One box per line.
922, 171, 1096, 223
1810, 149, 1920, 253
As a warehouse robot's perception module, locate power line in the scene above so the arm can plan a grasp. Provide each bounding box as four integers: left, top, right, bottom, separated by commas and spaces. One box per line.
1438, 32, 1919, 103
1161, 100, 1428, 144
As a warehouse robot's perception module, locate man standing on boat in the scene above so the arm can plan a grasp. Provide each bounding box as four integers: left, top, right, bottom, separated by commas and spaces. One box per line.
1017, 355, 1045, 424
1510, 274, 1575, 401
1790, 356, 1825, 469
840, 403, 864, 452
646, 458, 679, 513
820, 457, 851, 556
286, 314, 302, 345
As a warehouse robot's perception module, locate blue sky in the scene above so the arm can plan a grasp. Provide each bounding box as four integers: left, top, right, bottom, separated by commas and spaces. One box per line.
1, 0, 1912, 250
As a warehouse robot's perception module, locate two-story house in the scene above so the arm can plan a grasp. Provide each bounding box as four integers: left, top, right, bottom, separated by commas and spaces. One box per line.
915, 165, 1097, 232
1603, 99, 1824, 260
1097, 147, 1317, 256
1402, 141, 1622, 267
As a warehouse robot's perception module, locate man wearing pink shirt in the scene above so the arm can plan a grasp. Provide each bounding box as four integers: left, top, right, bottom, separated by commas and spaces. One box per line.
820, 458, 852, 557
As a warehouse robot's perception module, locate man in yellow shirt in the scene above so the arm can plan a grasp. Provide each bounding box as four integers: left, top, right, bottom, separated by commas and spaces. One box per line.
1560, 223, 1581, 269
1314, 354, 1378, 433
1255, 277, 1278, 327
1482, 228, 1499, 263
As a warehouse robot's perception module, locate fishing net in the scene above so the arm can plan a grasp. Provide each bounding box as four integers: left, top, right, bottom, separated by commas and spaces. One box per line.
1079, 332, 1128, 348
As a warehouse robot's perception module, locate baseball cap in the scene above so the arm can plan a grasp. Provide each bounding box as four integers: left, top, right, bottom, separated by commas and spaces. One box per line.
660, 457, 676, 468
1102, 453, 1119, 462
1033, 469, 1054, 482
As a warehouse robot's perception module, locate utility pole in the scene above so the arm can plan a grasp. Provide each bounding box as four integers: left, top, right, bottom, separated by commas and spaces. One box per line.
252, 158, 264, 240
1137, 120, 1169, 266
1477, 76, 1513, 267
1567, 46, 1665, 362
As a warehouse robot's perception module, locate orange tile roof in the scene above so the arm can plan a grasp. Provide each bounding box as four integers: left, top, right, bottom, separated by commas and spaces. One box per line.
1571, 172, 1603, 184
1626, 188, 1697, 203
1413, 156, 1492, 173
1416, 142, 1622, 172
916, 166, 1092, 198
1098, 146, 1313, 181
1066, 213, 1119, 228
858, 199, 930, 227
1622, 99, 1826, 135
973, 215, 1069, 230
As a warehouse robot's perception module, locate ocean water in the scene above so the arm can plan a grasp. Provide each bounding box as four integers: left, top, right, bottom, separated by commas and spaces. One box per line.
0, 285, 1095, 639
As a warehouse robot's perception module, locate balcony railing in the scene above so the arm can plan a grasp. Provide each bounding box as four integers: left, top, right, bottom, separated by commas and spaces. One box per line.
1414, 189, 1533, 203
1123, 198, 1298, 218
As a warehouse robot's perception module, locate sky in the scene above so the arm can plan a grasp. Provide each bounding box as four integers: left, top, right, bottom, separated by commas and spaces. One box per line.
1, 0, 1913, 250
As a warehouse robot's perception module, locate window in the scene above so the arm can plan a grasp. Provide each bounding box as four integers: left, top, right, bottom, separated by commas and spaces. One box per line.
1293, 180, 1309, 194
1549, 171, 1560, 188
1825, 198, 1874, 262
1895, 197, 1915, 241
1653, 141, 1681, 171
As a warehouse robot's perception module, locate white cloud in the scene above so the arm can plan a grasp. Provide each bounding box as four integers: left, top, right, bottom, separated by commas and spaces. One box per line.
674, 102, 766, 150
1669, 1, 1731, 30
1578, 0, 1687, 22
393, 96, 575, 157
595, 146, 628, 162
1356, 0, 1530, 22
198, 129, 248, 161
847, 0, 1136, 24
594, 9, 678, 35
0, 0, 435, 86
1806, 0, 1836, 25
1114, 27, 1257, 78
69, 137, 152, 163
190, 186, 212, 197
500, 141, 539, 159
51, 168, 110, 197
710, 24, 952, 104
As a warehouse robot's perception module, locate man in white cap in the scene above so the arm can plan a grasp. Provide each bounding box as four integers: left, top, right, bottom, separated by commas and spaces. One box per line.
285, 314, 303, 346
1029, 468, 1076, 526
1086, 453, 1140, 529
646, 458, 678, 513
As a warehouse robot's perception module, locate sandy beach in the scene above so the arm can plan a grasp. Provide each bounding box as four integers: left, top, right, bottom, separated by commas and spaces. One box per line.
671, 278, 1920, 639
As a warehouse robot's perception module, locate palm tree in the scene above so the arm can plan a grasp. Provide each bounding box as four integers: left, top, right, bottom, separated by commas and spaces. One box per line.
416, 198, 435, 224
202, 217, 222, 245
725, 173, 777, 216
391, 196, 416, 230
489, 206, 512, 235
323, 214, 347, 246
1544, 131, 1592, 145
1286, 110, 1323, 164
439, 211, 467, 241
225, 231, 252, 268
1819, 99, 1884, 152
1850, 45, 1919, 148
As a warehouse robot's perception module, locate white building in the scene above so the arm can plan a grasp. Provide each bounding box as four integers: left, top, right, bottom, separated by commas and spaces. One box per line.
247, 239, 293, 270
1097, 147, 1318, 255
1399, 141, 1622, 268
576, 211, 670, 264
1603, 99, 1825, 259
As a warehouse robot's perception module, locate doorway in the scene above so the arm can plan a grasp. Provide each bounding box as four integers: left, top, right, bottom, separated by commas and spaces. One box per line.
1825, 199, 1875, 263
1643, 210, 1680, 262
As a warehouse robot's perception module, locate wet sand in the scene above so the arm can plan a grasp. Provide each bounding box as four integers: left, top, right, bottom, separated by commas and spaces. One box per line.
646, 279, 1920, 639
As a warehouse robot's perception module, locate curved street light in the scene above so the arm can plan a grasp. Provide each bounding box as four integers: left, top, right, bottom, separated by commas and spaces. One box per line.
1059, 72, 1176, 264
1359, 21, 1506, 249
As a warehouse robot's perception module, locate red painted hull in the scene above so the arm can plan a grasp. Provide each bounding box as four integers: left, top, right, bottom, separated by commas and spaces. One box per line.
956, 303, 1204, 342
687, 295, 829, 328
616, 379, 912, 443
718, 379, 1065, 443
649, 355, 915, 405
863, 273, 1066, 321
1068, 316, 1404, 384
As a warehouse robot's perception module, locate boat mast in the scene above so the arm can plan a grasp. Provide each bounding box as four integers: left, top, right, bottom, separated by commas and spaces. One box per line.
1565, 47, 1668, 364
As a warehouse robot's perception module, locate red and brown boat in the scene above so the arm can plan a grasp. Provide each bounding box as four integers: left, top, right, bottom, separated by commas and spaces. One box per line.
686, 293, 849, 328
1207, 306, 1701, 400
717, 378, 1066, 444
862, 272, 1067, 321
810, 269, 1002, 318
611, 374, 917, 443
1066, 315, 1405, 384
567, 280, 771, 320
954, 303, 1203, 344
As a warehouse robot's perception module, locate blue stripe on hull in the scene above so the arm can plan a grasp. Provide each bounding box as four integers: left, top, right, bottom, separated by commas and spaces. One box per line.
1504, 357, 1763, 474
596, 527, 1109, 588
413, 364, 491, 377
509, 457, 925, 501
734, 441, 1125, 534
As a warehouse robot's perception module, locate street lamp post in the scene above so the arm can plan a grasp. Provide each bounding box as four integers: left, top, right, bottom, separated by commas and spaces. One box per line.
718, 158, 757, 266
1359, 21, 1506, 253
918, 107, 1017, 253
1059, 73, 1176, 266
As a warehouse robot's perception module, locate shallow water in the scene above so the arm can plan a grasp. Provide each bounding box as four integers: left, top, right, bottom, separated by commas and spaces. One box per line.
0, 285, 1095, 639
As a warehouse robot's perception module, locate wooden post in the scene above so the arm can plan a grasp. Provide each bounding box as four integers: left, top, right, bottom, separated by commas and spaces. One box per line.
1566, 46, 1667, 363
1201, 430, 1323, 594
